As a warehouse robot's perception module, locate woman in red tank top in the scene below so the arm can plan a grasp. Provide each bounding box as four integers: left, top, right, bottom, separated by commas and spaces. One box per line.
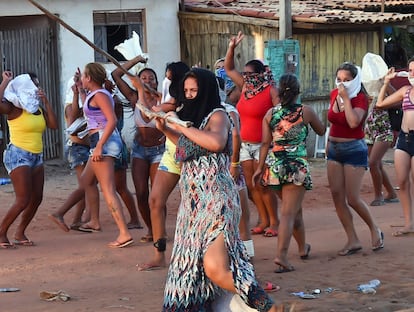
224, 31, 280, 237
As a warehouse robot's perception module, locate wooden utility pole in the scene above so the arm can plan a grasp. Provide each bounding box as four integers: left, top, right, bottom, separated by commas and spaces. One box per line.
279, 0, 292, 39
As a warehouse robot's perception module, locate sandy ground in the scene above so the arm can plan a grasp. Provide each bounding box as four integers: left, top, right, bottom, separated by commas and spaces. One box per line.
1, 150, 414, 312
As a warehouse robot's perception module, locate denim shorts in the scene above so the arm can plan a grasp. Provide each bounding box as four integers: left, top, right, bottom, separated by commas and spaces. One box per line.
89, 129, 122, 159
67, 142, 90, 169
239, 142, 261, 162
396, 130, 414, 157
131, 140, 165, 164
114, 141, 129, 171
327, 139, 368, 168
3, 143, 43, 174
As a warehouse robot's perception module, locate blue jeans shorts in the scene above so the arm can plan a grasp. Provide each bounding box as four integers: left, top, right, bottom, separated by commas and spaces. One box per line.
114, 140, 129, 171
89, 129, 122, 159
131, 140, 165, 164
239, 142, 261, 162
327, 139, 368, 168
67, 142, 90, 169
3, 143, 43, 174
396, 130, 414, 157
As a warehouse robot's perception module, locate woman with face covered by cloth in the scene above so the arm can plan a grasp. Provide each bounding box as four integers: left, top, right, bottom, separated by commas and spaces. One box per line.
129, 68, 283, 311
0, 71, 58, 248
327, 62, 384, 256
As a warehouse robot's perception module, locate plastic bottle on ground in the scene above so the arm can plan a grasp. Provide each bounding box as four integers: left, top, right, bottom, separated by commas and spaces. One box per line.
0, 177, 12, 185
357, 279, 381, 294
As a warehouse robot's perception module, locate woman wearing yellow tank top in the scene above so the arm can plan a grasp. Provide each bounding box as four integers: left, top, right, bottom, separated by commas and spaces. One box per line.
0, 70, 58, 249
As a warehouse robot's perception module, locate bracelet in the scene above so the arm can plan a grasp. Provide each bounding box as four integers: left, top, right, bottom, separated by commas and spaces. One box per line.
231, 161, 240, 167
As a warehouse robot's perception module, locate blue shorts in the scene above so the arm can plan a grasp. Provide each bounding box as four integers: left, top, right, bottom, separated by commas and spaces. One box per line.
131, 140, 165, 164
114, 141, 129, 171
3, 144, 43, 174
239, 142, 261, 162
396, 130, 414, 157
327, 139, 368, 168
67, 142, 90, 169
89, 129, 122, 159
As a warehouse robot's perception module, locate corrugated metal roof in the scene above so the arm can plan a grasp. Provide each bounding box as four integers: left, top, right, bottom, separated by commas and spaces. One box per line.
183, 0, 414, 24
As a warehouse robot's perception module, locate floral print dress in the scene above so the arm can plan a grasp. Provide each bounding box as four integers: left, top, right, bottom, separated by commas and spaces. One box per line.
262, 103, 312, 190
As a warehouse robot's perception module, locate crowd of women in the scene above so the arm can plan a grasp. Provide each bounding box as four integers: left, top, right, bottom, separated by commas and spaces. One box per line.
2, 30, 413, 311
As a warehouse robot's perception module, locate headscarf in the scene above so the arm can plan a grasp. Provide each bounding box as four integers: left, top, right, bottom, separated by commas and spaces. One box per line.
242, 71, 274, 99
177, 68, 224, 129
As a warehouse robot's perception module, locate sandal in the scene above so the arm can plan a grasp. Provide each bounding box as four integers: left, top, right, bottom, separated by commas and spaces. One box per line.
140, 235, 153, 243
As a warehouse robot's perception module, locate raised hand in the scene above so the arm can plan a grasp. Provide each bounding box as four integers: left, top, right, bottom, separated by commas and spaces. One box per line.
229, 31, 244, 49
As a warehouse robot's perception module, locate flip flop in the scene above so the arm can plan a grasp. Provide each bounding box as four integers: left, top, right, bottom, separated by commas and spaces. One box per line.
263, 229, 278, 237
137, 263, 165, 272
0, 242, 16, 249
250, 227, 265, 235
78, 224, 101, 233
370, 199, 384, 206
69, 222, 85, 231
372, 229, 384, 251
127, 223, 144, 230
275, 265, 295, 273
384, 197, 399, 203
337, 246, 362, 256
263, 281, 281, 293
48, 214, 70, 232
140, 235, 153, 243
108, 238, 134, 248
300, 243, 311, 259
13, 239, 35, 246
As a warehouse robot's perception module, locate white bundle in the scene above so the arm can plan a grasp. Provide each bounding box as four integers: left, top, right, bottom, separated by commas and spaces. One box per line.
4, 74, 40, 113
114, 31, 149, 75
361, 53, 389, 97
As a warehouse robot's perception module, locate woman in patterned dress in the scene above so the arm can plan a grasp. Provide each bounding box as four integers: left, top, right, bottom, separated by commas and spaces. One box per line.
253, 74, 325, 273
129, 68, 282, 311
364, 98, 399, 206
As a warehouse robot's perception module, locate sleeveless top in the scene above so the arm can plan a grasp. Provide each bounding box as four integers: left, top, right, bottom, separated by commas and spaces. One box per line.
236, 85, 273, 143
8, 108, 46, 153
83, 89, 114, 130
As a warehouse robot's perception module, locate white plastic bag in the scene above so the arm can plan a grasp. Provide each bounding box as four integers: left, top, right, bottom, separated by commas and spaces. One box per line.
114, 31, 148, 75
361, 53, 389, 97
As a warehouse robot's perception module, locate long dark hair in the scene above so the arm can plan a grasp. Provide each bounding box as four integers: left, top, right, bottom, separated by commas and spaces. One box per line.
166, 61, 190, 100
278, 74, 300, 106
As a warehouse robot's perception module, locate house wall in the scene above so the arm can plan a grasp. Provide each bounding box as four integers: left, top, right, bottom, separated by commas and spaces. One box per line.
0, 0, 180, 158
1, 0, 180, 100
179, 12, 382, 156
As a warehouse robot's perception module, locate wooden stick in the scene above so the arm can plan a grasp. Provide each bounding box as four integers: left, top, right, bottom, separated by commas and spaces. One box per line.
28, 0, 192, 127
135, 102, 193, 128
27, 0, 133, 77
